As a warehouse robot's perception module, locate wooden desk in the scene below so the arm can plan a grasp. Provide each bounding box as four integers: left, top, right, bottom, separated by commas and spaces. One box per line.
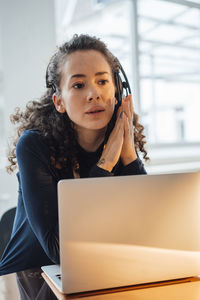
1, 271, 200, 300
42, 273, 200, 300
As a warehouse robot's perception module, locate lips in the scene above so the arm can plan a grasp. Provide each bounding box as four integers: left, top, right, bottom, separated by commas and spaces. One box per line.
85, 106, 105, 114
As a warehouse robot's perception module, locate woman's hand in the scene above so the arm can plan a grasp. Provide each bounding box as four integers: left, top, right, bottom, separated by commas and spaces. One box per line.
97, 94, 137, 172
120, 94, 137, 165
97, 106, 124, 172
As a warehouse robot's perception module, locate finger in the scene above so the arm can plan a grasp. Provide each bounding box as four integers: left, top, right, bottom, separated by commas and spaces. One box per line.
116, 104, 123, 119
122, 96, 132, 125
124, 111, 135, 140
123, 113, 130, 137
105, 116, 124, 153
111, 110, 124, 137
128, 94, 134, 116
122, 94, 133, 111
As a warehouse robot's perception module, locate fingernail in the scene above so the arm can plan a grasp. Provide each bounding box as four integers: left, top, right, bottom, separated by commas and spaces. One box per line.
119, 111, 124, 119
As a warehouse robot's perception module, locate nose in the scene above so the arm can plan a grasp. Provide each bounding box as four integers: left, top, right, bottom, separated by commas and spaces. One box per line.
87, 85, 100, 102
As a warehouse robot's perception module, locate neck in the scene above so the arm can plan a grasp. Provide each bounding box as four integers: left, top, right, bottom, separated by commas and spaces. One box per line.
76, 127, 107, 152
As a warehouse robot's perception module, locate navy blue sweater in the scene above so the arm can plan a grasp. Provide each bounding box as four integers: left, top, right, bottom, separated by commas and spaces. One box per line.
0, 130, 147, 275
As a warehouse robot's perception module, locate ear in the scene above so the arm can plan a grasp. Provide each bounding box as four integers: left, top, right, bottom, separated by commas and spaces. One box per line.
52, 93, 66, 113
113, 97, 118, 105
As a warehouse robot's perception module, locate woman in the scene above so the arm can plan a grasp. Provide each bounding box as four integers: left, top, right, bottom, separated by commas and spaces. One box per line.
0, 34, 148, 276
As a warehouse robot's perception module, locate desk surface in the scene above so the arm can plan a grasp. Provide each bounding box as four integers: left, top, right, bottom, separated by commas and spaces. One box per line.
42, 273, 200, 300
1, 270, 200, 300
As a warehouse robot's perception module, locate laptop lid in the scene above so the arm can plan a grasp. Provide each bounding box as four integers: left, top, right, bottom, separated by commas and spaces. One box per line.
58, 172, 200, 293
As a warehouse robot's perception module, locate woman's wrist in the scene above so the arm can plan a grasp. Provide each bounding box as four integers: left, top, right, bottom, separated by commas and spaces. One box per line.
96, 157, 113, 172
121, 152, 137, 166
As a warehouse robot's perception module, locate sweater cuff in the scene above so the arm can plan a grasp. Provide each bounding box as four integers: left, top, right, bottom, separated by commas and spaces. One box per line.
120, 158, 147, 175
89, 165, 114, 178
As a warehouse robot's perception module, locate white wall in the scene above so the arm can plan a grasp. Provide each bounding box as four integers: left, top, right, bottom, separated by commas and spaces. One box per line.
0, 0, 56, 217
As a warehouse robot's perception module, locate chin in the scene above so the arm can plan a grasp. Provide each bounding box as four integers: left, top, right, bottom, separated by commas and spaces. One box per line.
74, 122, 108, 132
86, 124, 108, 131
74, 115, 113, 132
89, 119, 112, 130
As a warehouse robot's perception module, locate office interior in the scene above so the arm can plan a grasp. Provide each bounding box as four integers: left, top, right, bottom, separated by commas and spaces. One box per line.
0, 0, 200, 219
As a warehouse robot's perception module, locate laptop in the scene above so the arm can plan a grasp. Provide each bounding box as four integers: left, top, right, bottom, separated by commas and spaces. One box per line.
42, 171, 200, 294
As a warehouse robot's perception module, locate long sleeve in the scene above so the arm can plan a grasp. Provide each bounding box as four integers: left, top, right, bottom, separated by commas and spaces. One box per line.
118, 157, 147, 176
89, 157, 147, 178
16, 130, 60, 264
89, 165, 114, 177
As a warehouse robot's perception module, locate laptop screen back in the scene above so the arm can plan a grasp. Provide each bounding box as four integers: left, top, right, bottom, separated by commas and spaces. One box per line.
58, 172, 200, 293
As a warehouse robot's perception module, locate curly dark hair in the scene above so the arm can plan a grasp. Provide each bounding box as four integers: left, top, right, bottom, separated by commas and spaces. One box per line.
7, 34, 149, 174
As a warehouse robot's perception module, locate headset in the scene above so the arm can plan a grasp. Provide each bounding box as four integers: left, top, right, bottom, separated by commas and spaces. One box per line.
114, 62, 131, 106
102, 60, 132, 144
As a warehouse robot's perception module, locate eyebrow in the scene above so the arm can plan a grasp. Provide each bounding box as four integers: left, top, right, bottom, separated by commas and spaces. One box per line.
70, 71, 109, 79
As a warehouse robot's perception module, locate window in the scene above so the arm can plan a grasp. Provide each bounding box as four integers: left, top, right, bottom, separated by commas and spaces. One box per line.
55, 0, 133, 77
55, 0, 200, 173
138, 0, 200, 144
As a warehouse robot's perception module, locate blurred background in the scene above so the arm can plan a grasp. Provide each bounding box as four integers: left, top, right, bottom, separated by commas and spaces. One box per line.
0, 0, 200, 216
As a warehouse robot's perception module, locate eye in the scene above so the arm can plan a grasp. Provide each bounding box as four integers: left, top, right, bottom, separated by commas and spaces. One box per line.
98, 79, 108, 85
72, 82, 85, 89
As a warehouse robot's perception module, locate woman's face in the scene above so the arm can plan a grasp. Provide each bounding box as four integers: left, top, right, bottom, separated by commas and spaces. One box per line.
53, 50, 116, 131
